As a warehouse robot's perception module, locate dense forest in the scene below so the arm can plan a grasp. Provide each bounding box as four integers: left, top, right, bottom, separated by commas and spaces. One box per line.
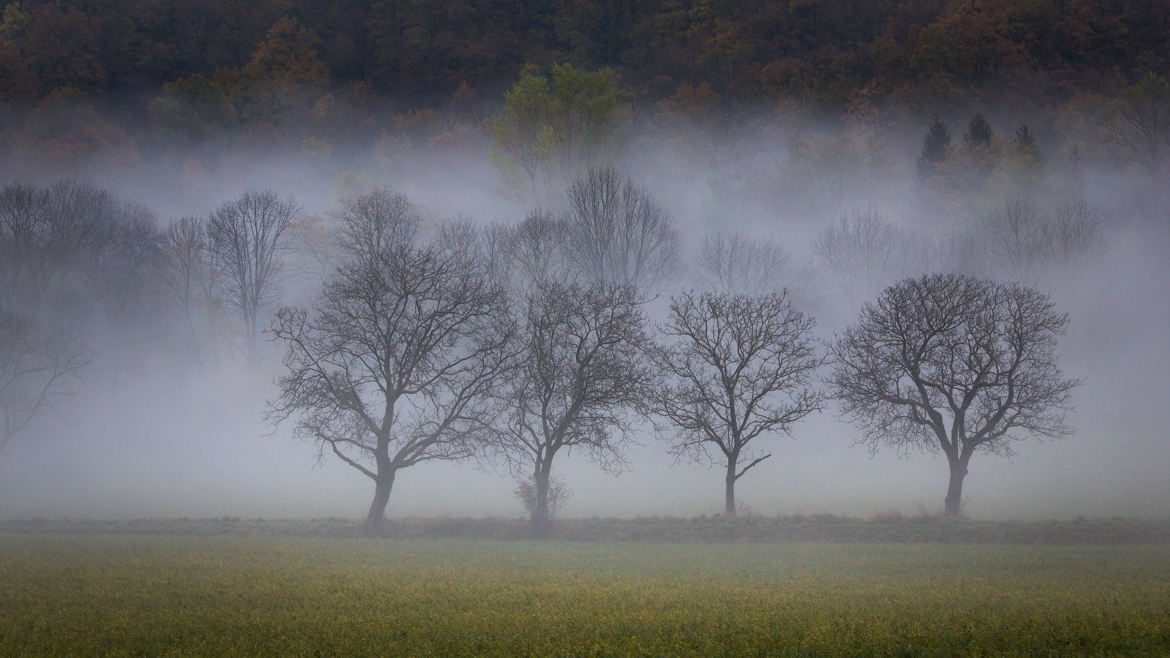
1, 0, 1168, 158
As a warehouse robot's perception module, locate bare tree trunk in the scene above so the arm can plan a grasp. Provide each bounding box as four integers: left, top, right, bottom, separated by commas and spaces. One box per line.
725, 458, 737, 516
532, 464, 551, 538
245, 313, 259, 362
363, 470, 396, 537
944, 457, 968, 516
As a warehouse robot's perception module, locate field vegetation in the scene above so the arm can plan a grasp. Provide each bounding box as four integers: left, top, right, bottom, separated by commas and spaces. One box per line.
5, 515, 1170, 544
2, 534, 1169, 655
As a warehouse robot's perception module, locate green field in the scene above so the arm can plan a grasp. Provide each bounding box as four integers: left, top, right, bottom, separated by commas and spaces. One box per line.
2, 535, 1168, 656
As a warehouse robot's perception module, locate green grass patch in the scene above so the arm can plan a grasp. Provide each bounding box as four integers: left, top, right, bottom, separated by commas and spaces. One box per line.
2, 535, 1168, 655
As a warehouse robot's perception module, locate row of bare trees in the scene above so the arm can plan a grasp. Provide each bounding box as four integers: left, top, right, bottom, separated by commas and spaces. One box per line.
267, 170, 1079, 536
1, 173, 1082, 532
814, 200, 1105, 311
0, 181, 304, 460
158, 191, 301, 359
0, 180, 303, 362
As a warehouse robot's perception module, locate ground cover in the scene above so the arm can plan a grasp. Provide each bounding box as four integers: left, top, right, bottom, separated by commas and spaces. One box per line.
5, 515, 1169, 543
1, 535, 1168, 655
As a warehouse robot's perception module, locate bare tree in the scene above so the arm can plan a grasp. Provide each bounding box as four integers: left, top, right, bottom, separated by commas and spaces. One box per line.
0, 309, 87, 456
565, 168, 679, 290
1045, 201, 1105, 271
979, 197, 1105, 284
694, 232, 791, 295
96, 203, 162, 331
829, 274, 1078, 515
268, 189, 513, 536
814, 210, 926, 310
650, 291, 823, 515
983, 196, 1048, 282
486, 210, 572, 290
489, 281, 651, 536
158, 216, 212, 336
207, 190, 299, 357
1, 181, 126, 313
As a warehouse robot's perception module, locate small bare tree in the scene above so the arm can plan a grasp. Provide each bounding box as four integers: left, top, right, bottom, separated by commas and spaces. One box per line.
268, 189, 513, 536
1045, 201, 1105, 272
984, 196, 1048, 282
829, 274, 1078, 515
814, 210, 926, 310
207, 190, 299, 357
694, 232, 791, 295
650, 291, 823, 515
565, 168, 679, 290
485, 210, 571, 290
0, 309, 87, 456
979, 197, 1105, 284
489, 280, 652, 536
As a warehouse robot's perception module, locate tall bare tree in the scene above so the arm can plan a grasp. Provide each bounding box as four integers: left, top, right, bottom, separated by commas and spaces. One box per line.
565, 168, 679, 290
829, 274, 1078, 515
651, 291, 822, 515
490, 281, 651, 536
269, 189, 513, 536
0, 309, 87, 456
207, 190, 299, 357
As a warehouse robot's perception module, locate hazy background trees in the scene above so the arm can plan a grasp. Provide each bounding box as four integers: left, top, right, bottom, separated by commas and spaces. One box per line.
829, 274, 1079, 515
564, 167, 679, 290
814, 211, 930, 312
693, 233, 792, 296
157, 216, 216, 347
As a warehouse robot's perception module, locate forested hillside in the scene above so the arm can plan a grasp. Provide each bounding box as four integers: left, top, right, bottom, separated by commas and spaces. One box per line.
1, 0, 1167, 144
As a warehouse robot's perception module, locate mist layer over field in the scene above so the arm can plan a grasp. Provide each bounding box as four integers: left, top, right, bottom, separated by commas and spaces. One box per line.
1, 105, 1168, 522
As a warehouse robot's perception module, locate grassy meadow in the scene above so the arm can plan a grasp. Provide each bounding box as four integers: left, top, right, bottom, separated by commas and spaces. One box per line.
2, 534, 1169, 655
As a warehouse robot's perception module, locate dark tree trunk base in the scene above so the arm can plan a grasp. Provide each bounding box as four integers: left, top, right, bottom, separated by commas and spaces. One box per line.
362, 472, 396, 537
945, 460, 968, 516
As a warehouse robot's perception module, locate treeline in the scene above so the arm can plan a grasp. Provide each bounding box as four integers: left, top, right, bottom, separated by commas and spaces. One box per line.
1, 0, 1168, 132
0, 171, 1103, 534
3, 0, 1168, 104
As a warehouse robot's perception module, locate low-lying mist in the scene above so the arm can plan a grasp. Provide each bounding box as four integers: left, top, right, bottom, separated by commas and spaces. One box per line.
1, 106, 1168, 523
